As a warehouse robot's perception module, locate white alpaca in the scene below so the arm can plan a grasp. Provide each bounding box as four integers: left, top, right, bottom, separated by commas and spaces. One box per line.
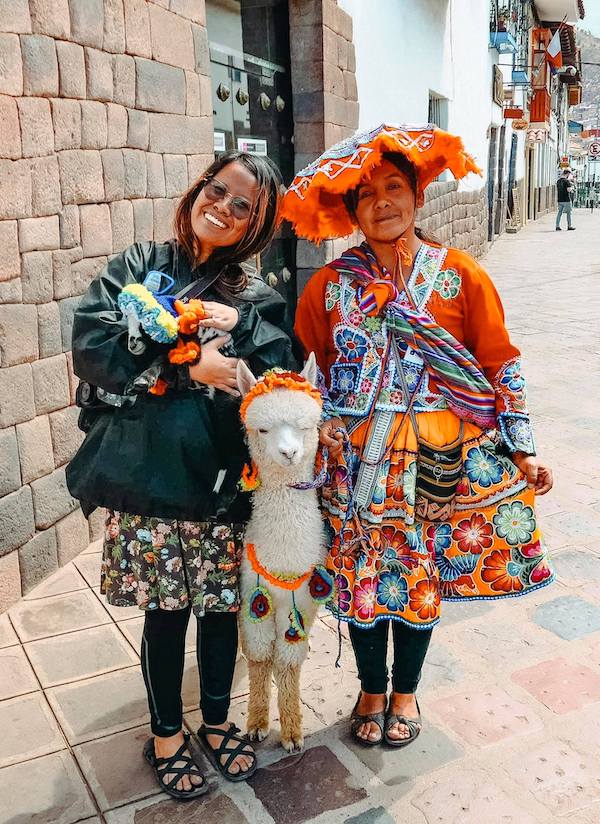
236, 355, 332, 752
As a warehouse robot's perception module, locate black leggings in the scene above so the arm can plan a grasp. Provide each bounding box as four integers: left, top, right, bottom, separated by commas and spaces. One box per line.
349, 619, 433, 694
141, 607, 238, 737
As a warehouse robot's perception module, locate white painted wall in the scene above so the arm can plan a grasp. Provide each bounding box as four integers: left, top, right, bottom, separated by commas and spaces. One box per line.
338, 0, 526, 191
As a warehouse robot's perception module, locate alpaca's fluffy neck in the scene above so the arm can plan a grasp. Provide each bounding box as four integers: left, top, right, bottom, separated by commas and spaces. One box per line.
246, 454, 324, 575
254, 454, 315, 491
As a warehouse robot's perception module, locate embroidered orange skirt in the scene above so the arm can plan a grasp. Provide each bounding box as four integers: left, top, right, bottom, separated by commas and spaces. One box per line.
323, 410, 553, 629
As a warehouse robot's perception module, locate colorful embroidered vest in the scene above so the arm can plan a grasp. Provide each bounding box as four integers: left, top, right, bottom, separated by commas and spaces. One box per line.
327, 244, 453, 417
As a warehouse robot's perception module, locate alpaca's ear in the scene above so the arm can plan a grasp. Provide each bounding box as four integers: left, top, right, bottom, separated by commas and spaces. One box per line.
237, 359, 257, 396
300, 352, 318, 387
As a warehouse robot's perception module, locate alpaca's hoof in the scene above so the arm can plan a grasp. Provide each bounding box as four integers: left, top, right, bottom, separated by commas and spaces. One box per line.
281, 735, 304, 753
247, 726, 270, 742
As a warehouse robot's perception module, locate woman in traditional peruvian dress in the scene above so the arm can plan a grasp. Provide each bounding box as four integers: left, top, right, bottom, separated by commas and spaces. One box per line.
285, 125, 554, 748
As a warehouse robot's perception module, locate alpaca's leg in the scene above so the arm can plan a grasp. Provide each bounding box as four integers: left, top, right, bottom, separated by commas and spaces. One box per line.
246, 658, 273, 741
240, 610, 276, 741
273, 655, 305, 752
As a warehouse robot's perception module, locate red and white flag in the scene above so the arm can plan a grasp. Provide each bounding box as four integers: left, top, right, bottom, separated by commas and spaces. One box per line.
547, 28, 563, 69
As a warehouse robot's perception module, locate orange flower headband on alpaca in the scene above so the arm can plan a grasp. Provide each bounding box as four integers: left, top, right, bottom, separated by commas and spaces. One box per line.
239, 368, 323, 423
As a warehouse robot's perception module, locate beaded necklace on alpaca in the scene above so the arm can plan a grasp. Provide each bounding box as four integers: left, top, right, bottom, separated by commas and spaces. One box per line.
246, 542, 334, 643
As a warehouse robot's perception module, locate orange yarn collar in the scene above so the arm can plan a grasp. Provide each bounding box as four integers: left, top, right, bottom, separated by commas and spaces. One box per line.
240, 369, 322, 422
246, 542, 312, 591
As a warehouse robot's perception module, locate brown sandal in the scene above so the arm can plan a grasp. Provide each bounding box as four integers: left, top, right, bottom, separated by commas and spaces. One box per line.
350, 693, 386, 747
384, 699, 422, 748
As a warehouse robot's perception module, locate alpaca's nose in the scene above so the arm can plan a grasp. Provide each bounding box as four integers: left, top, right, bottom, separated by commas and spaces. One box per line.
279, 445, 298, 462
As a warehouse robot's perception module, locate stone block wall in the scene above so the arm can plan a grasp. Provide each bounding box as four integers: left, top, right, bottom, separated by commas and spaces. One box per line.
0, 0, 214, 611
289, 0, 359, 292
417, 181, 488, 259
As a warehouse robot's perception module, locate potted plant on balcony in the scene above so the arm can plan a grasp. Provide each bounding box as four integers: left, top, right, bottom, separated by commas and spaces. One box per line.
497, 4, 517, 32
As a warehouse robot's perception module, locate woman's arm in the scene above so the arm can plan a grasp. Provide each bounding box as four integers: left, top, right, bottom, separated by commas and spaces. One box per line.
461, 260, 535, 456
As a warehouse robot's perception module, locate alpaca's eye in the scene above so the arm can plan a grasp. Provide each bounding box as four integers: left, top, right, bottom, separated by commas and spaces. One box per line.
258, 428, 268, 434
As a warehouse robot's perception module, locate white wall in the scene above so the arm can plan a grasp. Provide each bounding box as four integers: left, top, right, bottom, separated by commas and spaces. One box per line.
338, 0, 526, 191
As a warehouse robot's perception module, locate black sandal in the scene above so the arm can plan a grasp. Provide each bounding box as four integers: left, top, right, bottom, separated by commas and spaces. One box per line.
349, 693, 386, 747
143, 733, 208, 800
384, 699, 422, 748
196, 723, 257, 782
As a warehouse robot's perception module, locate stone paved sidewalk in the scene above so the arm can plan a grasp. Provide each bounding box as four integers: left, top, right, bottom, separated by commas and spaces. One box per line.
2, 210, 600, 823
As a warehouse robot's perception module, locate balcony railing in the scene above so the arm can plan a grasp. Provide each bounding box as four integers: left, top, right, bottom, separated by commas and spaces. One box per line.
490, 1, 520, 52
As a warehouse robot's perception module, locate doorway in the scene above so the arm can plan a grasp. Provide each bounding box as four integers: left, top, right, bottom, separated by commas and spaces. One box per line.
206, 0, 296, 317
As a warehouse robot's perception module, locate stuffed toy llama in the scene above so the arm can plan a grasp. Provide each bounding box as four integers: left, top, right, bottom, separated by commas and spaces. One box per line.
236, 356, 334, 751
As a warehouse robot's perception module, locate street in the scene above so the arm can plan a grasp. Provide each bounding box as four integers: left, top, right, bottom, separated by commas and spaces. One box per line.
1, 210, 600, 823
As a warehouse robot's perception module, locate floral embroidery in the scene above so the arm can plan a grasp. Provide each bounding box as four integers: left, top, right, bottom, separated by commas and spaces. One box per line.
334, 327, 369, 361
452, 513, 493, 554
528, 557, 552, 584
335, 573, 352, 612
408, 579, 441, 620
353, 577, 378, 621
348, 309, 365, 327
403, 460, 417, 507
425, 523, 452, 555
493, 501, 535, 546
325, 281, 342, 311
433, 268, 461, 300
464, 446, 504, 488
331, 364, 358, 394
376, 572, 408, 611
481, 549, 524, 593
363, 316, 383, 333
497, 413, 536, 455
494, 357, 528, 413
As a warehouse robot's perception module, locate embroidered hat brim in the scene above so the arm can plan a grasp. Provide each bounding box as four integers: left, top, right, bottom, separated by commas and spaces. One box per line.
280, 123, 481, 242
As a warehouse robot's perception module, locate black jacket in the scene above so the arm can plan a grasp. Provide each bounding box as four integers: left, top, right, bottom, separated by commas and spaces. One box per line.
66, 241, 294, 522
557, 177, 573, 203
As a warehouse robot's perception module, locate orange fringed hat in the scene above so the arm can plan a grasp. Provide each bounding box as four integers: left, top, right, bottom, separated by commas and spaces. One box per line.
281, 123, 481, 242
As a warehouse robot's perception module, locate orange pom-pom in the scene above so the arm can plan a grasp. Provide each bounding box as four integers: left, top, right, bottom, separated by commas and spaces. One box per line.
239, 461, 261, 492
174, 299, 209, 335
149, 378, 168, 396
168, 339, 201, 365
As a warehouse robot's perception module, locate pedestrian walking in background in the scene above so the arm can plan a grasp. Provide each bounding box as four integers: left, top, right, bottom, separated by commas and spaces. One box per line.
66, 152, 294, 799
556, 169, 575, 230
286, 125, 554, 750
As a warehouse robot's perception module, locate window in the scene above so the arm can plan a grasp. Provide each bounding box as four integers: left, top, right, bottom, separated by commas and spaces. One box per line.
428, 92, 449, 130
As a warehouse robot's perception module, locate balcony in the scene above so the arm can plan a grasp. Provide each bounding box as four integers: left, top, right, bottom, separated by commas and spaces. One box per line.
512, 69, 530, 85
490, 30, 518, 52
490, 1, 519, 52
530, 88, 551, 123
533, 1, 584, 24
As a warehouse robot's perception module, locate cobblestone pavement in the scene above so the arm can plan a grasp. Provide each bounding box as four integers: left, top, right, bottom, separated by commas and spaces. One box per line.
2, 210, 600, 823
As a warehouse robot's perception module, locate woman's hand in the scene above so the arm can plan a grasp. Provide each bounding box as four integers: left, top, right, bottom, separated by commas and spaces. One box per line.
188, 336, 240, 396
198, 301, 239, 332
319, 416, 346, 457
513, 452, 553, 495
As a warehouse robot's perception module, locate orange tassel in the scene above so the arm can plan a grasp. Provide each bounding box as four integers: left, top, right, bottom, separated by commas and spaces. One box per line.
168, 339, 201, 365
394, 237, 413, 266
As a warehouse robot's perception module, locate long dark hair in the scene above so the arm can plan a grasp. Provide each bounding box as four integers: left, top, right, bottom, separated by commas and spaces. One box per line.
343, 151, 439, 245
174, 151, 283, 293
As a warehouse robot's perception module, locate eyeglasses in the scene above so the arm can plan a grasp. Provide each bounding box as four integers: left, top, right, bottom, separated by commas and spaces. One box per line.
202, 177, 253, 219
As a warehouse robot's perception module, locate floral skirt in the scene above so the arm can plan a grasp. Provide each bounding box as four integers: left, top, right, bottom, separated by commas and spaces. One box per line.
324, 409, 554, 629
102, 511, 244, 616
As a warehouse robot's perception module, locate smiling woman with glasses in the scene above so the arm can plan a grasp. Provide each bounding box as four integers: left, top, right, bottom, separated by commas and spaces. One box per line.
67, 151, 294, 799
